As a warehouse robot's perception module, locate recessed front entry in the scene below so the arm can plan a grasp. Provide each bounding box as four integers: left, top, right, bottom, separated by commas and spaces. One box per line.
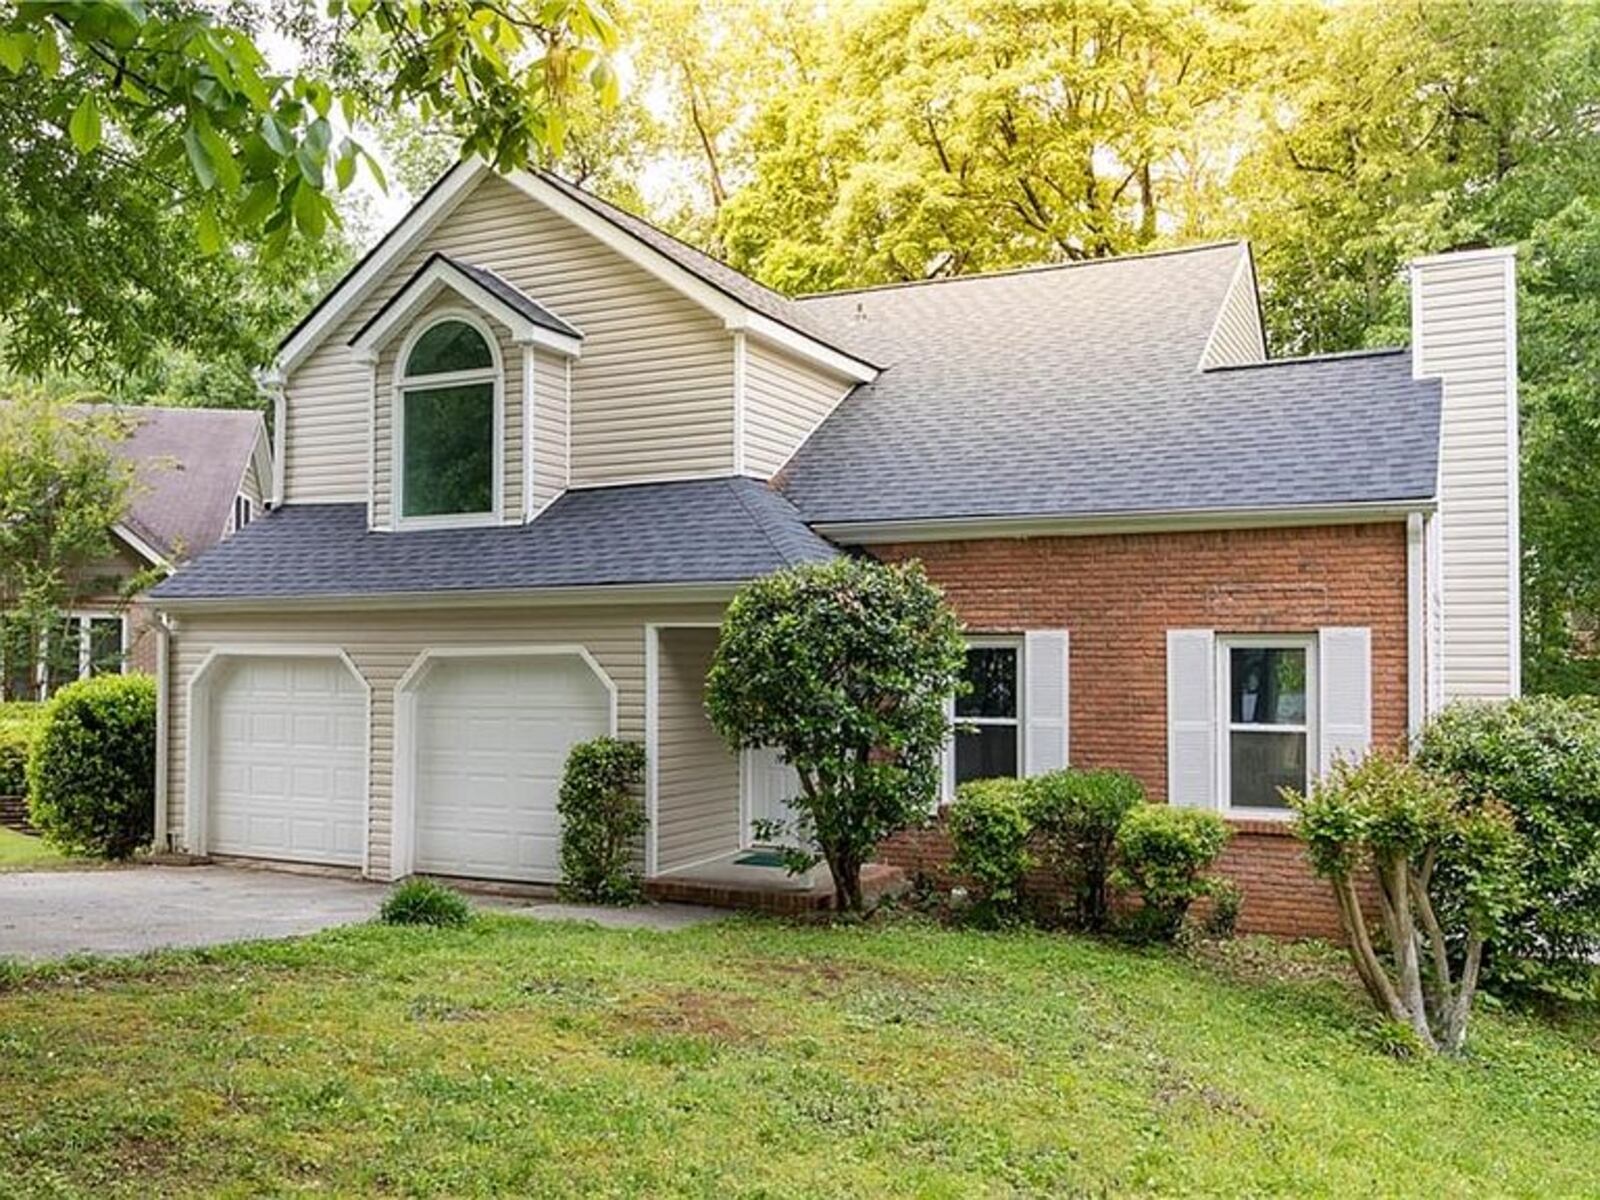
410, 653, 612, 882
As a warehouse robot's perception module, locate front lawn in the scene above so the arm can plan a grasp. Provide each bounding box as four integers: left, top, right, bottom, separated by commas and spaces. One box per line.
0, 826, 75, 871
1, 917, 1596, 1197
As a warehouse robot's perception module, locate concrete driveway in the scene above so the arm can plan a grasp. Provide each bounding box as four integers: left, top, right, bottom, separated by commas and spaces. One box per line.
0, 865, 725, 962
0, 866, 387, 961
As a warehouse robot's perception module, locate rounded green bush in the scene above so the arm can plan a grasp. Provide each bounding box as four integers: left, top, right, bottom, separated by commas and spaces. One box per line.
27, 673, 156, 859
1113, 804, 1232, 941
379, 878, 472, 928
1027, 768, 1145, 930
948, 778, 1035, 919
558, 736, 647, 904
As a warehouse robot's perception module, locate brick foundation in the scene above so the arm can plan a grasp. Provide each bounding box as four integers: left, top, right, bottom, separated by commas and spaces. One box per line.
867, 521, 1408, 940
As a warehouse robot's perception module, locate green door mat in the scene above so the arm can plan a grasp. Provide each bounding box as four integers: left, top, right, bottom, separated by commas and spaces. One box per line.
734, 849, 789, 868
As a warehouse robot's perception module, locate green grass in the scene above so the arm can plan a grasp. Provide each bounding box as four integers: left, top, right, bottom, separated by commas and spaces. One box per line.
0, 826, 76, 871
1, 917, 1596, 1198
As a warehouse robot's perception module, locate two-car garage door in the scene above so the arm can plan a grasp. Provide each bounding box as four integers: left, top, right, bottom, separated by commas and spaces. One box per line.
201, 650, 612, 883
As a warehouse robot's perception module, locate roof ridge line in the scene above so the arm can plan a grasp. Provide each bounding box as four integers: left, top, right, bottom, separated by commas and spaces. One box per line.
794, 241, 1247, 301
723, 476, 801, 566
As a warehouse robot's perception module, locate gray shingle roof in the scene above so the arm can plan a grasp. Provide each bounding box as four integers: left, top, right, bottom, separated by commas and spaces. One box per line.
109, 406, 265, 563
350, 251, 582, 345
150, 477, 837, 601
779, 245, 1441, 525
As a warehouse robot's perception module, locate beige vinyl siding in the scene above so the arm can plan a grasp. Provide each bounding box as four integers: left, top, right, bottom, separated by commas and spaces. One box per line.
655, 627, 740, 872
283, 173, 736, 504
1412, 251, 1519, 698
742, 338, 855, 477
1199, 248, 1267, 369
164, 600, 728, 878
530, 348, 569, 512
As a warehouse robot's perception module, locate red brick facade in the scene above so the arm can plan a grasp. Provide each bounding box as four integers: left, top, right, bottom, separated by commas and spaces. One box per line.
871, 521, 1409, 939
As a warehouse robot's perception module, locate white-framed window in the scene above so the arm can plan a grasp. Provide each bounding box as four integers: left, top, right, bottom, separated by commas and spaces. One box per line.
231, 493, 254, 534
953, 637, 1024, 788
0, 611, 127, 701
393, 313, 502, 527
1218, 633, 1316, 817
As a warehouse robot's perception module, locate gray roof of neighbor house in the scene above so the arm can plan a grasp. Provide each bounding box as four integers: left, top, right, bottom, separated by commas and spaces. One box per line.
149, 477, 837, 601
112, 406, 266, 563
779, 244, 1442, 527
350, 251, 583, 346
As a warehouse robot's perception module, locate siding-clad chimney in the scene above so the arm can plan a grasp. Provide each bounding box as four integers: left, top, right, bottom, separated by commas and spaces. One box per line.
1409, 247, 1520, 701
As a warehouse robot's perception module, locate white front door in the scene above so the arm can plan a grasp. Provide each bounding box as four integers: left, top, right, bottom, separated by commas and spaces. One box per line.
208, 656, 366, 866
742, 746, 804, 847
412, 654, 610, 882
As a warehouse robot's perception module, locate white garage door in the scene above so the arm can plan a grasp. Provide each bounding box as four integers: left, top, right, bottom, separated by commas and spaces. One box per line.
413, 655, 611, 882
208, 656, 366, 865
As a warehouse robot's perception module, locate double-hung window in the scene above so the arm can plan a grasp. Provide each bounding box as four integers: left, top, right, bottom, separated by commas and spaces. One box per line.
0, 612, 126, 701
396, 317, 499, 523
1221, 635, 1315, 815
954, 640, 1022, 786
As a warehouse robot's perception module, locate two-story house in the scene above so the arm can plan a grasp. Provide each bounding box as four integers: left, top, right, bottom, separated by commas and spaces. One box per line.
149, 158, 1520, 935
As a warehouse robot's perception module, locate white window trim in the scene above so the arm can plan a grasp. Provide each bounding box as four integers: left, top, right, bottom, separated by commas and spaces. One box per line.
391, 308, 505, 530
229, 492, 255, 536
945, 635, 1025, 799
1216, 633, 1318, 821
29, 610, 129, 699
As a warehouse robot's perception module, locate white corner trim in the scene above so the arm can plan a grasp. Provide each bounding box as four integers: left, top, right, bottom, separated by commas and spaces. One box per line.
1406, 511, 1426, 742
731, 332, 747, 476
1503, 250, 1522, 696
270, 383, 287, 506
182, 645, 371, 874
154, 613, 170, 850
278, 159, 489, 373
563, 357, 573, 491
349, 254, 582, 360
521, 344, 536, 521
365, 357, 378, 530
643, 624, 660, 877
390, 644, 621, 881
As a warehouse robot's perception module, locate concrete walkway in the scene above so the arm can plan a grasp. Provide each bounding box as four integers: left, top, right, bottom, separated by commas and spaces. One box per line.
0, 865, 724, 962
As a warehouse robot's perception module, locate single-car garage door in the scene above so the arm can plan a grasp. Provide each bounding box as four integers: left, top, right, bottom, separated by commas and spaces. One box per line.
208, 656, 366, 865
413, 654, 612, 882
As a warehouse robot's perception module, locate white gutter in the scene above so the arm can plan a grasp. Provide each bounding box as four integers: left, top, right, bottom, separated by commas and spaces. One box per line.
812, 500, 1438, 544
151, 580, 744, 615
154, 611, 172, 851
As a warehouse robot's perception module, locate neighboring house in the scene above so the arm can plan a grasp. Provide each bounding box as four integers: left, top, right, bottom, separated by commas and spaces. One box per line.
0, 407, 271, 700
148, 158, 1519, 936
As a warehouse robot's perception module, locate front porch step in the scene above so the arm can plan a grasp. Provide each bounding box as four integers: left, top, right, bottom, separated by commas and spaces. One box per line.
644, 862, 908, 915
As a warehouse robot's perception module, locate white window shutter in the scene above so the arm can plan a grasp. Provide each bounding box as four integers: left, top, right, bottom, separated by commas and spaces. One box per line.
1318, 627, 1371, 774
1167, 629, 1217, 809
1024, 630, 1070, 775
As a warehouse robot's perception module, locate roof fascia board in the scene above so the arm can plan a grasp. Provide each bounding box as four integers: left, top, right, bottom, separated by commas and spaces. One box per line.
350, 256, 582, 358
112, 521, 172, 570
813, 501, 1437, 544
154, 580, 741, 614
277, 159, 489, 373
739, 313, 877, 383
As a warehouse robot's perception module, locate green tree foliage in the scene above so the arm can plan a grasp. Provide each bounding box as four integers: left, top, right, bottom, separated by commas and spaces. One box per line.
0, 393, 133, 644
704, 558, 966, 912
0, 0, 616, 380
1291, 751, 1525, 1054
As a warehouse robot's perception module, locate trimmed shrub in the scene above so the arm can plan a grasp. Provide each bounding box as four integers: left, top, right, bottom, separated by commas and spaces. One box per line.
0, 703, 42, 798
1112, 805, 1232, 941
557, 736, 647, 904
1415, 696, 1600, 995
27, 674, 155, 859
1028, 768, 1145, 930
380, 878, 472, 928
947, 778, 1034, 921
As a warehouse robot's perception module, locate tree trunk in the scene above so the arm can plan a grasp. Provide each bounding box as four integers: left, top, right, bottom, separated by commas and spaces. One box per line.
828, 845, 863, 913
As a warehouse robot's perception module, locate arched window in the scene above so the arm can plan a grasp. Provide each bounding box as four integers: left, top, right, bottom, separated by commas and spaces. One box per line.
397, 316, 499, 520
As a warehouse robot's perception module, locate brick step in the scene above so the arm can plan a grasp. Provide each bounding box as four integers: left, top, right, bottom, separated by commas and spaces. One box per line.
645, 862, 907, 916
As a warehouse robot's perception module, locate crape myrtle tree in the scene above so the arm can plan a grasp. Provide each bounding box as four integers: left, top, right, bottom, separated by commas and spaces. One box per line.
704, 557, 966, 912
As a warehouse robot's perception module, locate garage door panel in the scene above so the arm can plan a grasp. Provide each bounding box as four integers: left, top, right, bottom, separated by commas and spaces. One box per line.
208, 656, 366, 867
413, 655, 609, 883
